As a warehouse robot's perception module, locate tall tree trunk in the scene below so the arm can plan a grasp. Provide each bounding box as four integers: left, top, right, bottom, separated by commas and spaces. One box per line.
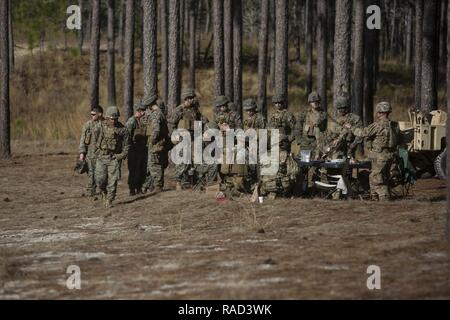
142, 0, 157, 97
212, 0, 224, 96
390, 0, 397, 58
269, 0, 276, 91
363, 0, 376, 126
161, 0, 169, 104
107, 0, 117, 106
352, 0, 364, 118
188, 0, 197, 89
446, 0, 450, 242
415, 0, 424, 109
421, 1, 438, 112
179, 0, 185, 68
118, 0, 125, 58
258, 0, 270, 119
233, 0, 242, 114
124, 0, 135, 120
0, 0, 10, 158
440, 0, 448, 68
333, 0, 352, 105
305, 0, 313, 93
89, 0, 100, 108
205, 0, 211, 35
168, 0, 181, 114
78, 0, 84, 55
8, 0, 13, 71
223, 0, 234, 100
406, 4, 413, 66
275, 0, 288, 103
317, 0, 328, 111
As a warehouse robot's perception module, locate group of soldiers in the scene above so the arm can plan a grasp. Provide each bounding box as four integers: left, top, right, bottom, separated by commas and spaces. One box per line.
78, 88, 400, 207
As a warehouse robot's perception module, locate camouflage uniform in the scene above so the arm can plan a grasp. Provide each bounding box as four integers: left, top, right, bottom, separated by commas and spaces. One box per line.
79, 117, 103, 196
125, 104, 148, 194
243, 99, 266, 130
146, 104, 170, 191
351, 102, 400, 200
213, 96, 243, 130
267, 95, 296, 152
294, 92, 327, 158
169, 90, 208, 185
323, 98, 362, 159
95, 107, 130, 207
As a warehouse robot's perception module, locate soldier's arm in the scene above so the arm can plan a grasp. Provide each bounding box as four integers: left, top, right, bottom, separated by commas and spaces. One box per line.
117, 129, 130, 161
125, 118, 135, 135
293, 112, 305, 144
234, 113, 243, 129
287, 113, 297, 143
318, 111, 328, 131
149, 115, 161, 145
78, 123, 89, 155
168, 109, 181, 135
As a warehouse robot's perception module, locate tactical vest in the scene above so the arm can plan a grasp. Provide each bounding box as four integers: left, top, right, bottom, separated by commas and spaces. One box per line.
132, 118, 147, 145
97, 125, 122, 154
147, 111, 169, 152
215, 111, 235, 127
178, 107, 198, 131
372, 120, 399, 152
270, 110, 287, 135
303, 111, 322, 138
84, 120, 100, 145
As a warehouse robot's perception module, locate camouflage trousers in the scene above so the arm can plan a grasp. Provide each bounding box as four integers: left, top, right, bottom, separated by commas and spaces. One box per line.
370, 153, 395, 200
127, 146, 147, 192
173, 147, 195, 184
145, 151, 168, 189
95, 155, 122, 201
85, 154, 97, 196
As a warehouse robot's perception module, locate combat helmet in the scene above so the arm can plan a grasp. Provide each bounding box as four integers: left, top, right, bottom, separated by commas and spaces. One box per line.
140, 94, 158, 108
243, 98, 258, 111
105, 106, 120, 119
133, 103, 146, 112
335, 97, 350, 109
376, 101, 392, 113
214, 95, 229, 109
272, 94, 285, 104
181, 88, 196, 101
308, 91, 321, 103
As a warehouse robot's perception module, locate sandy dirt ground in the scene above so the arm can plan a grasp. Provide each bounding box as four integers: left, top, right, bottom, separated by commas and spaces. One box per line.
0, 152, 449, 299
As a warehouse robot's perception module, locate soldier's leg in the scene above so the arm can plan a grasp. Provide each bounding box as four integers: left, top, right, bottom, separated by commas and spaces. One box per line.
149, 152, 164, 191
106, 158, 120, 203
127, 150, 137, 194
138, 149, 148, 192
95, 157, 108, 197
369, 157, 388, 200
86, 156, 96, 196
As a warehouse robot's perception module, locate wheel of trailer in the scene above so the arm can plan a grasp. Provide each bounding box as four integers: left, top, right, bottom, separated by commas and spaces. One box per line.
434, 148, 447, 179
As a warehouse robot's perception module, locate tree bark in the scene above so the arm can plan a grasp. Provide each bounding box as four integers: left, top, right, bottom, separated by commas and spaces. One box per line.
406, 4, 413, 66
440, 0, 448, 68
446, 0, 450, 242
317, 0, 328, 111
107, 0, 117, 106
168, 0, 181, 114
258, 0, 270, 119
275, 0, 288, 102
188, 0, 197, 89
179, 0, 185, 68
305, 0, 313, 93
414, 0, 424, 109
8, 0, 13, 71
421, 1, 438, 112
142, 0, 158, 97
363, 0, 376, 126
0, 0, 10, 158
212, 0, 224, 96
124, 0, 135, 120
223, 0, 234, 101
118, 0, 125, 58
78, 0, 84, 55
233, 0, 242, 114
352, 0, 364, 118
161, 0, 169, 104
89, 0, 100, 108
333, 0, 352, 106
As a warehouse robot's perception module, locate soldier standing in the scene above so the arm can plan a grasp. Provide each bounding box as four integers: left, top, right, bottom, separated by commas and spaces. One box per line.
169, 89, 208, 190
323, 97, 362, 160
95, 106, 130, 208
243, 98, 266, 130
126, 103, 148, 196
213, 95, 243, 131
344, 102, 400, 201
79, 105, 104, 198
267, 95, 296, 152
144, 97, 170, 193
294, 91, 327, 159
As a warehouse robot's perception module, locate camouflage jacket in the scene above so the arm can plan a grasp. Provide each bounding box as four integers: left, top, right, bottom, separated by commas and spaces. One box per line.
95, 121, 130, 160
323, 112, 362, 158
294, 109, 327, 147
213, 110, 243, 130
243, 113, 266, 130
168, 104, 208, 135
125, 116, 147, 149
147, 108, 170, 153
267, 109, 296, 144
351, 118, 400, 158
79, 119, 103, 156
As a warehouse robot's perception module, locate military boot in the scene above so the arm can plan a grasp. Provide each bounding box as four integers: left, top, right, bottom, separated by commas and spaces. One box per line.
176, 181, 182, 191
